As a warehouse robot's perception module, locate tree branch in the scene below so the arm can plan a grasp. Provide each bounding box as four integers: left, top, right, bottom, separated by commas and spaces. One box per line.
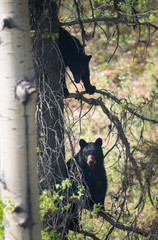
76, 211, 148, 239
60, 16, 158, 31
98, 211, 148, 237
79, 229, 100, 240
67, 90, 158, 124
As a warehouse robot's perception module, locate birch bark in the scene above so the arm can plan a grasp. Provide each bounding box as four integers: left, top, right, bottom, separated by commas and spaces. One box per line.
0, 0, 41, 239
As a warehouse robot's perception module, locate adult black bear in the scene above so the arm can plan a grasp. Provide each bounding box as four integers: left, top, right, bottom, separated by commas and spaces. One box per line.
59, 27, 96, 96
66, 138, 107, 231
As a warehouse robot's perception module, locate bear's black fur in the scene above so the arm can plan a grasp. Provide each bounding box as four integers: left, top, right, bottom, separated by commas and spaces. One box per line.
66, 138, 107, 231
59, 27, 96, 96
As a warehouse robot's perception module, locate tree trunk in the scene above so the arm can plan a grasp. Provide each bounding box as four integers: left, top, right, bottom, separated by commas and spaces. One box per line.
0, 0, 41, 239
31, 0, 67, 237
31, 0, 67, 190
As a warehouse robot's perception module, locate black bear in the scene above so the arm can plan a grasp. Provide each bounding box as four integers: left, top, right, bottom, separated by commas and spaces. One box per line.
66, 138, 107, 231
59, 27, 96, 96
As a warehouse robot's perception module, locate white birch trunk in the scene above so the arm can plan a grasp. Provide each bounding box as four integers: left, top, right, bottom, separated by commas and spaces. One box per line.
0, 0, 41, 239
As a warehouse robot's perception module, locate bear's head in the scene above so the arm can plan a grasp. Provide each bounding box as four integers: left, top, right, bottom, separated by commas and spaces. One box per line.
78, 138, 103, 169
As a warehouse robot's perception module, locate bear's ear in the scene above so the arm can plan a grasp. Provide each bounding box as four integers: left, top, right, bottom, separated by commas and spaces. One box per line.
79, 139, 87, 149
95, 138, 102, 147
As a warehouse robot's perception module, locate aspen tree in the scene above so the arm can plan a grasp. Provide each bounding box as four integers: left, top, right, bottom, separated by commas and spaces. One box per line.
0, 0, 41, 239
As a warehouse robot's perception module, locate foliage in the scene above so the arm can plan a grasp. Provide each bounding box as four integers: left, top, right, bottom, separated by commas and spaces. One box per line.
42, 28, 59, 40
40, 179, 87, 239
41, 227, 61, 240
0, 196, 16, 240
40, 179, 72, 219
0, 198, 4, 240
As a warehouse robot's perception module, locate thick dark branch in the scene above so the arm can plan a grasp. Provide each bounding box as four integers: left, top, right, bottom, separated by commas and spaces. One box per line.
98, 211, 148, 237
67, 90, 158, 124
140, 22, 158, 33
76, 211, 148, 238
75, 211, 148, 239
60, 17, 118, 26
95, 89, 158, 124
60, 16, 158, 31
96, 97, 144, 190
79, 229, 100, 240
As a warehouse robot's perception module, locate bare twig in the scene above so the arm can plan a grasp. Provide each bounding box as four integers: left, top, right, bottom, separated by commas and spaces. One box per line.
73, 0, 86, 45
108, 25, 120, 63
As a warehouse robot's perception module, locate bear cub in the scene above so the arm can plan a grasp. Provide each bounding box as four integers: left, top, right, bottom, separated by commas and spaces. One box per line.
59, 27, 96, 96
67, 138, 107, 230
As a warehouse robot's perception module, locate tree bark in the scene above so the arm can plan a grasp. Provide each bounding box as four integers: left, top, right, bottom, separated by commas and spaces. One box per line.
31, 0, 67, 190
31, 0, 67, 237
0, 0, 41, 239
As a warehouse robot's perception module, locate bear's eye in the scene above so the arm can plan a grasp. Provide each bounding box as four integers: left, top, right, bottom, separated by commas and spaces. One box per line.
84, 151, 95, 157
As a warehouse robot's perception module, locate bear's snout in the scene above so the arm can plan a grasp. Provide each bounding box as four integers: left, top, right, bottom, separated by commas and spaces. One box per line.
87, 155, 96, 167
